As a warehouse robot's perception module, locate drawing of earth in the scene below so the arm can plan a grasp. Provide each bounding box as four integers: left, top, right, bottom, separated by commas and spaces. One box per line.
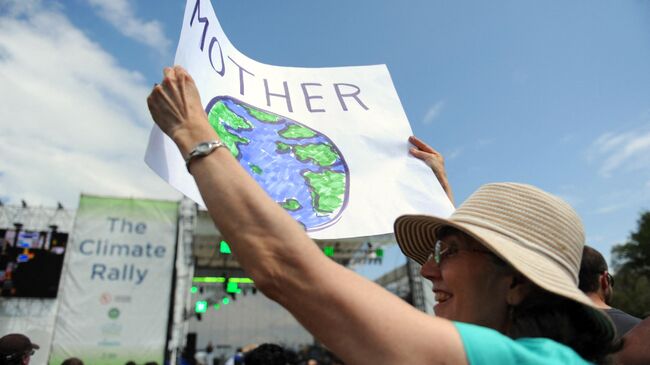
205, 96, 350, 231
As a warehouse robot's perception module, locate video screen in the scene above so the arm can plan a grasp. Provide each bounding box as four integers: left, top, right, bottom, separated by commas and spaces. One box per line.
0, 228, 68, 298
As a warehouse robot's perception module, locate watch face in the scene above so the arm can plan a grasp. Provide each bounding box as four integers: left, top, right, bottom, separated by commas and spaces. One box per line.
196, 143, 211, 154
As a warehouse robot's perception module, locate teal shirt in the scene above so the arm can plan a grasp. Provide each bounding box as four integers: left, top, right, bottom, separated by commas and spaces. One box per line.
454, 322, 592, 365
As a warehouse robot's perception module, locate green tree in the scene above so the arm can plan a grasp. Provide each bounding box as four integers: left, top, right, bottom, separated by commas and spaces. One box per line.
610, 211, 650, 318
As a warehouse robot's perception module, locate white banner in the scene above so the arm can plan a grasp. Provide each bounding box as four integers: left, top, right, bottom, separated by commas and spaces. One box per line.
49, 195, 178, 365
145, 0, 454, 240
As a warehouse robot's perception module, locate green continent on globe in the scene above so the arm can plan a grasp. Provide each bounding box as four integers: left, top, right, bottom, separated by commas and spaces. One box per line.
276, 141, 291, 152
294, 143, 340, 167
208, 101, 251, 157
279, 124, 317, 139
249, 163, 263, 175
303, 170, 346, 214
244, 106, 280, 123
280, 198, 302, 211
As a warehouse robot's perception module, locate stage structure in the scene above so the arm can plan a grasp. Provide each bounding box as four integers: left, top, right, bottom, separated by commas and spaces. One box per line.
1, 197, 422, 364
183, 210, 406, 356
0, 202, 76, 365
0, 198, 194, 365
374, 260, 434, 314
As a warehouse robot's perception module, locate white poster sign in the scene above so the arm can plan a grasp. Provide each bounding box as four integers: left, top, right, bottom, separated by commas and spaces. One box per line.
145, 0, 454, 240
49, 196, 178, 365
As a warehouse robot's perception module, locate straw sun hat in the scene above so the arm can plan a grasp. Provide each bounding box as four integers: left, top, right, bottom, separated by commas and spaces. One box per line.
394, 182, 596, 309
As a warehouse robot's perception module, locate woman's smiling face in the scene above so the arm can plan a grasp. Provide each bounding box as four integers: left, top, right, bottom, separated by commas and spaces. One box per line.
420, 230, 515, 331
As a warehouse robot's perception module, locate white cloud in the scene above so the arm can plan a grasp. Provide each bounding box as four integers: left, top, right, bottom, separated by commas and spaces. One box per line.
422, 100, 445, 125
594, 203, 626, 215
559, 134, 575, 144
477, 138, 495, 148
512, 69, 529, 84
591, 123, 650, 177
0, 4, 179, 207
85, 0, 170, 53
446, 147, 463, 161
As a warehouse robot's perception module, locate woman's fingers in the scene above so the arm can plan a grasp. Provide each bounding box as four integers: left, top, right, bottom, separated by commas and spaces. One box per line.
409, 135, 435, 153
409, 147, 430, 161
163, 66, 174, 78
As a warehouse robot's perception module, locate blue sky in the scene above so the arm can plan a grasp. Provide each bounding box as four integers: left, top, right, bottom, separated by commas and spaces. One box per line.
1, 0, 649, 269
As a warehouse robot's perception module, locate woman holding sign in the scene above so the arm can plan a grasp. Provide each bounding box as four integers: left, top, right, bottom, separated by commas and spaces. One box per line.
147, 66, 618, 365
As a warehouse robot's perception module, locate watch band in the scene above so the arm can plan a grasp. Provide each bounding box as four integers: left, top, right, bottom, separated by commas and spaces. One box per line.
185, 140, 226, 173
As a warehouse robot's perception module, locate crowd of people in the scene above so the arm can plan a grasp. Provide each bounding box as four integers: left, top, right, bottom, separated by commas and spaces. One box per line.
1, 64, 648, 364
0, 333, 160, 365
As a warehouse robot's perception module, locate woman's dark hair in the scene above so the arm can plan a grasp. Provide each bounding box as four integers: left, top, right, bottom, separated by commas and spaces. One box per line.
506, 283, 622, 364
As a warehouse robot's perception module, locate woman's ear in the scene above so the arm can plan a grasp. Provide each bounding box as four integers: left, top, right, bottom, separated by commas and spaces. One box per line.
506, 273, 533, 306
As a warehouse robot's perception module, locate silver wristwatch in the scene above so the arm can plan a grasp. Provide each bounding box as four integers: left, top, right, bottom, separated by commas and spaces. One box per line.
185, 140, 226, 173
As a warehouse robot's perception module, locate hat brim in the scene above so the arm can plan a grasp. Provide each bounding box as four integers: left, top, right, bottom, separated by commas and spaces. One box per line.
394, 214, 597, 309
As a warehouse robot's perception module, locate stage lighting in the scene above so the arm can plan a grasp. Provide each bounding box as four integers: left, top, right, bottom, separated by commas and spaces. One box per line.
226, 281, 241, 294
375, 248, 384, 258
195, 300, 208, 313
219, 240, 231, 254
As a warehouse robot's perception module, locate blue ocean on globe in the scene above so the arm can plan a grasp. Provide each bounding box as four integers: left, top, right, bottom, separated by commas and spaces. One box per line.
205, 96, 350, 231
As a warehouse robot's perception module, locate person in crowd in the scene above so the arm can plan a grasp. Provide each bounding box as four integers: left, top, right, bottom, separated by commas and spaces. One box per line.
578, 245, 641, 337
194, 348, 208, 365
147, 65, 619, 365
124, 361, 136, 365
0, 333, 39, 365
61, 358, 84, 365
205, 342, 214, 365
244, 343, 292, 365
616, 316, 650, 365
224, 347, 244, 365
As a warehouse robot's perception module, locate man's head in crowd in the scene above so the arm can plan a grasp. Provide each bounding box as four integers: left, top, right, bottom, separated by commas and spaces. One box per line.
579, 245, 613, 306
61, 357, 84, 365
0, 334, 39, 365
244, 344, 290, 365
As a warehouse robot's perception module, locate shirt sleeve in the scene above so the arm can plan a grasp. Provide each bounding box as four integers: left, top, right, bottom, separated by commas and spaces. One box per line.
453, 321, 592, 365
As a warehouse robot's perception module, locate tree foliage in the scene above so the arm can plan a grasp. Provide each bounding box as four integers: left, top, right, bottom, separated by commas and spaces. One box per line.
610, 211, 650, 318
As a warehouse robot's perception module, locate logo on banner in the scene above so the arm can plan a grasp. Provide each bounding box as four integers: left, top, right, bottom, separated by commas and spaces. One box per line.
108, 307, 120, 320
206, 96, 350, 231
100, 292, 112, 305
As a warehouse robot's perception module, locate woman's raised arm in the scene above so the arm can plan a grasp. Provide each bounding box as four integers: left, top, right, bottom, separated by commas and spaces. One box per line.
147, 66, 466, 365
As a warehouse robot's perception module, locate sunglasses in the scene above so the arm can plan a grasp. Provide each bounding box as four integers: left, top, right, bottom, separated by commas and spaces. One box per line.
606, 272, 614, 288
427, 239, 493, 265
